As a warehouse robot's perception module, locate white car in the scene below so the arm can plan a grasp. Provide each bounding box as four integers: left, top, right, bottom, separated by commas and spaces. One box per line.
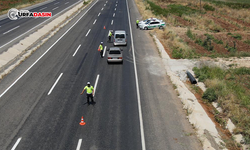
139, 20, 166, 30
138, 18, 158, 25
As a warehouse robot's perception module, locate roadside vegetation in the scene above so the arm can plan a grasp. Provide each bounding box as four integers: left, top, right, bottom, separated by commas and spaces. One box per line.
135, 0, 250, 148
193, 66, 250, 146
0, 0, 47, 15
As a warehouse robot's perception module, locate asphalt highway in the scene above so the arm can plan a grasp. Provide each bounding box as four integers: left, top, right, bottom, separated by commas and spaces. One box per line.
0, 0, 202, 149
0, 0, 81, 51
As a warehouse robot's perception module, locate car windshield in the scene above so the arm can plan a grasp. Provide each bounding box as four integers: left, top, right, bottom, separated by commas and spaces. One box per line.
115, 34, 125, 38
109, 50, 121, 54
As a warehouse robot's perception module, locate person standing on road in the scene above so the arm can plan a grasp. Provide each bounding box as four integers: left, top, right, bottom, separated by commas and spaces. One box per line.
98, 42, 104, 58
80, 82, 95, 104
108, 30, 112, 42
136, 19, 139, 28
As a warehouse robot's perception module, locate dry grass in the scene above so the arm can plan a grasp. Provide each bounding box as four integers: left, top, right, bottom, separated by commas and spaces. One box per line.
0, 0, 47, 15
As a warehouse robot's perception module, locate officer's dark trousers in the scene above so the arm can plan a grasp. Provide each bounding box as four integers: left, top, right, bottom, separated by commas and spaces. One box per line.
86, 94, 94, 103
100, 50, 103, 58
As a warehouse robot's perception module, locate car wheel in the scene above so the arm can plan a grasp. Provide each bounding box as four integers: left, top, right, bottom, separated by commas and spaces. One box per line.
144, 27, 148, 30
121, 61, 123, 64
107, 60, 110, 64
159, 26, 163, 29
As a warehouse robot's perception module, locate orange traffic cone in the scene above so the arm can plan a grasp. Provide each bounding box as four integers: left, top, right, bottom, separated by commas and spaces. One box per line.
104, 26, 106, 29
79, 116, 86, 126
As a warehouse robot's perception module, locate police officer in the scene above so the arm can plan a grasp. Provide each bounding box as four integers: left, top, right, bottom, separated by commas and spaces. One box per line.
108, 30, 112, 42
98, 42, 104, 58
136, 19, 139, 28
81, 82, 95, 104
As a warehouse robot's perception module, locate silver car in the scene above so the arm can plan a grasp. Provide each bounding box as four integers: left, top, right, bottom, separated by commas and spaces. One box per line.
107, 47, 123, 64
113, 30, 127, 46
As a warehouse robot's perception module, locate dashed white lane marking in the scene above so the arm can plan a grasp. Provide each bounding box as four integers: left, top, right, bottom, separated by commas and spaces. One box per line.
3, 26, 20, 35
116, 4, 117, 6
93, 19, 97, 24
11, 137, 22, 150
114, 8, 116, 11
0, 0, 99, 98
116, 1, 118, 3
113, 13, 115, 17
39, 7, 47, 11
104, 4, 106, 6
76, 139, 82, 150
52, 7, 59, 10
48, 73, 63, 95
126, 0, 146, 149
65, 2, 69, 4
54, 2, 59, 5
103, 46, 107, 57
93, 74, 100, 97
111, 20, 113, 25
106, 1, 108, 3
98, 12, 101, 16
73, 44, 81, 57
101, 7, 103, 11
85, 29, 91, 36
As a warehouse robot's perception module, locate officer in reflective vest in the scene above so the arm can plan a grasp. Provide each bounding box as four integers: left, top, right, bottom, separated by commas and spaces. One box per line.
81, 82, 95, 104
98, 42, 104, 58
108, 30, 112, 42
136, 19, 139, 28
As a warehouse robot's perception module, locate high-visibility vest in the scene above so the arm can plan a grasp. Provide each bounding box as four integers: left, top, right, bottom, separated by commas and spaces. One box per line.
109, 31, 112, 36
136, 20, 139, 24
84, 86, 94, 94
98, 44, 103, 51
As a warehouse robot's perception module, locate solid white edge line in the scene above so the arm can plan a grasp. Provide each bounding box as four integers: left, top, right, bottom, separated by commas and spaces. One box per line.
0, 0, 84, 49
3, 26, 20, 35
85, 29, 91, 37
93, 19, 97, 24
103, 46, 106, 57
0, 0, 99, 98
73, 44, 81, 57
52, 7, 59, 10
111, 20, 113, 25
48, 73, 63, 95
76, 139, 82, 150
93, 74, 99, 97
11, 137, 22, 150
126, 0, 146, 149
98, 12, 101, 16
39, 7, 47, 11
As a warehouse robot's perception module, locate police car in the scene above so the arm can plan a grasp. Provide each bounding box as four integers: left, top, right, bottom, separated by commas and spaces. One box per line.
139, 20, 166, 30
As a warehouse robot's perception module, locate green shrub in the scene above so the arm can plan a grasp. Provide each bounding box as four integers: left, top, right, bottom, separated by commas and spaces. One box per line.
214, 39, 223, 44
203, 4, 215, 11
232, 34, 242, 40
203, 0, 250, 9
203, 88, 217, 102
186, 28, 195, 40
244, 40, 250, 45
234, 67, 250, 75
172, 48, 183, 59
146, 1, 198, 17
195, 39, 203, 45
